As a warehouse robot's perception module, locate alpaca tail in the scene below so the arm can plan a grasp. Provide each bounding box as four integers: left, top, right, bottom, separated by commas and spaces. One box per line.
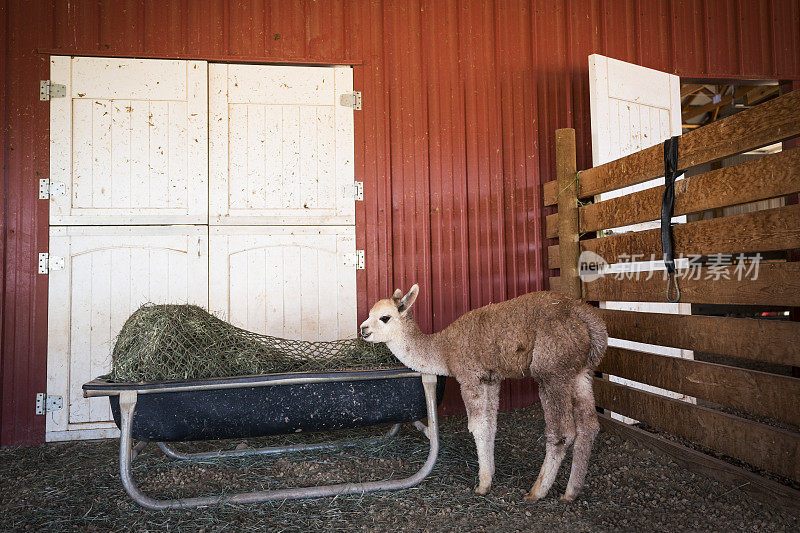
573, 304, 608, 370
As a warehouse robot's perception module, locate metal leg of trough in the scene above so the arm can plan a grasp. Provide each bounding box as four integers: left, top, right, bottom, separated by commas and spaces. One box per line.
118, 390, 175, 510
116, 374, 440, 510
156, 423, 402, 461
412, 420, 431, 439
130, 440, 148, 461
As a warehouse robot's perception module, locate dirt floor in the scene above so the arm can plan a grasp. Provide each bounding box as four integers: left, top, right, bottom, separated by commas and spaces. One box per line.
1, 405, 797, 532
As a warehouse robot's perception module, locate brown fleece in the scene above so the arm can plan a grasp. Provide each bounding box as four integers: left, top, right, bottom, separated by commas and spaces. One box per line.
360, 287, 608, 502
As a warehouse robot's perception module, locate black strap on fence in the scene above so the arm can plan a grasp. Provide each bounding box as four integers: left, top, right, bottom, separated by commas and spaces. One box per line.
662, 136, 681, 303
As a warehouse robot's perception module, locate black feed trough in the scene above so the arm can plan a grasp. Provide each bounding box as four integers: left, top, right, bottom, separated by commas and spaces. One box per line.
83, 368, 445, 509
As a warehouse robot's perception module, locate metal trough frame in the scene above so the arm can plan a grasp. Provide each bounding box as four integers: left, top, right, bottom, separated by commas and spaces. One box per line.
85, 372, 440, 509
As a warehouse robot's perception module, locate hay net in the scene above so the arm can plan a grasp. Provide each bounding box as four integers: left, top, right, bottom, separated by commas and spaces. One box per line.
109, 304, 402, 383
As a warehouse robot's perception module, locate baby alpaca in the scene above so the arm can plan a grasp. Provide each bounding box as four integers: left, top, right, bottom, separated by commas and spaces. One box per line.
360, 285, 607, 502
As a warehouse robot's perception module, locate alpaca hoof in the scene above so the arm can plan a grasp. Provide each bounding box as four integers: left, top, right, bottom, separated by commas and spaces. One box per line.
525, 487, 547, 502
475, 484, 491, 495
525, 481, 546, 502
560, 492, 577, 502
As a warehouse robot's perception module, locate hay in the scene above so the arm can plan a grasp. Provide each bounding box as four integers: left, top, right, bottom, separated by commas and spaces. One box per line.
5, 405, 798, 531
109, 304, 401, 382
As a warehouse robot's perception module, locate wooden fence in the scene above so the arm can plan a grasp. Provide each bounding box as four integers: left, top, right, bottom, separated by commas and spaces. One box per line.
544, 90, 800, 513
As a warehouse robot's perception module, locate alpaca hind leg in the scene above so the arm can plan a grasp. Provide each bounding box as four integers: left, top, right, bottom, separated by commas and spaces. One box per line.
461, 383, 479, 435
562, 372, 599, 501
526, 382, 575, 502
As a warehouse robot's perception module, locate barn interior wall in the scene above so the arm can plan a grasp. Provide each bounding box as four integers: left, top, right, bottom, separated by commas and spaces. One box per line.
2, 0, 799, 445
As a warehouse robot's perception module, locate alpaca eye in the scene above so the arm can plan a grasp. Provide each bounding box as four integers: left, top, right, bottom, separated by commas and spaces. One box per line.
379, 315, 391, 323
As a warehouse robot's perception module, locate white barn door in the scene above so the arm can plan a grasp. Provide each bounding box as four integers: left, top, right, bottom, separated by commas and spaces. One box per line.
588, 54, 694, 422
208, 64, 358, 340
49, 57, 208, 225
46, 56, 210, 441
46, 227, 208, 441
46, 58, 358, 442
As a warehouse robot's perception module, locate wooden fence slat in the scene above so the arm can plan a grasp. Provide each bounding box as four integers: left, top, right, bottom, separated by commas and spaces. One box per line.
548, 244, 560, 270
545, 147, 800, 237
598, 347, 800, 426
545, 212, 558, 239
583, 204, 800, 265
548, 204, 800, 269
543, 90, 800, 206
598, 415, 800, 517
580, 147, 800, 233
593, 378, 800, 481
582, 262, 800, 306
542, 180, 558, 210
543, 180, 558, 208
597, 308, 800, 367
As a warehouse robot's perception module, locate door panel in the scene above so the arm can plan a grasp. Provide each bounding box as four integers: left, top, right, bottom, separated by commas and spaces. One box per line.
209, 64, 355, 225
46, 226, 208, 441
588, 54, 694, 422
49, 56, 208, 224
590, 54, 682, 165
209, 226, 357, 342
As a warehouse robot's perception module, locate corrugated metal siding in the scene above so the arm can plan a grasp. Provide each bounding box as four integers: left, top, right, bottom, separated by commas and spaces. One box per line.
0, 0, 6, 443
2, 0, 800, 444
3, 0, 52, 447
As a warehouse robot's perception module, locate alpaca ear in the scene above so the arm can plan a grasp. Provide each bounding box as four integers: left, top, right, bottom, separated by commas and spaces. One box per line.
397, 284, 419, 315
392, 289, 403, 302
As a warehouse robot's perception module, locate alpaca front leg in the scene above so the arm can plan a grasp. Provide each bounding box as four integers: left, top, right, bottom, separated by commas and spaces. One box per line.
466, 379, 501, 495
472, 414, 496, 494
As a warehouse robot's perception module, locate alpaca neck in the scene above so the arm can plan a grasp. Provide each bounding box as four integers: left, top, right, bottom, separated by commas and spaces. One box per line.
385, 319, 450, 376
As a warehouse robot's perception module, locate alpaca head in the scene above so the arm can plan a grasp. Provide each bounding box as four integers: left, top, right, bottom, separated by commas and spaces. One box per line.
360, 284, 419, 343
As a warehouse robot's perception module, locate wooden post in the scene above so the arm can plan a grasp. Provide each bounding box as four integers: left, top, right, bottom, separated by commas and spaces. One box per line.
556, 128, 581, 298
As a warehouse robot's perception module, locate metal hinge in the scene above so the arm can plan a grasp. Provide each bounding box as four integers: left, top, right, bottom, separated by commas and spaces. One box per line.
340, 91, 362, 110
342, 181, 363, 201
35, 393, 63, 415
38, 253, 65, 274
344, 250, 365, 270
40, 80, 66, 101
39, 179, 66, 200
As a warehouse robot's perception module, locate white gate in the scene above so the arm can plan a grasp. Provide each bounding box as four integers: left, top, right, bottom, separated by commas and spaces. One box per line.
588, 54, 694, 422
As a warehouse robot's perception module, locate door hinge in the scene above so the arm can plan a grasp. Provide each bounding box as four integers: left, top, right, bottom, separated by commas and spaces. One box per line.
38, 253, 65, 274
344, 250, 365, 270
40, 80, 67, 101
36, 393, 63, 415
340, 91, 362, 110
39, 179, 66, 200
343, 181, 364, 201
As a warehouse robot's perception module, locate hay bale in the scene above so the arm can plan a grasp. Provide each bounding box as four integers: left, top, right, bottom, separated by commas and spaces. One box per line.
109, 304, 401, 382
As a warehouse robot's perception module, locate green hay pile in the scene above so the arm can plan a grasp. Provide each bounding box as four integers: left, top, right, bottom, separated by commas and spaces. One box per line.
109, 304, 402, 383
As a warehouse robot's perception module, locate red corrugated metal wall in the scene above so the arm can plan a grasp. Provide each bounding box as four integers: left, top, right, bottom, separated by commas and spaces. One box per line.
2, 0, 800, 445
